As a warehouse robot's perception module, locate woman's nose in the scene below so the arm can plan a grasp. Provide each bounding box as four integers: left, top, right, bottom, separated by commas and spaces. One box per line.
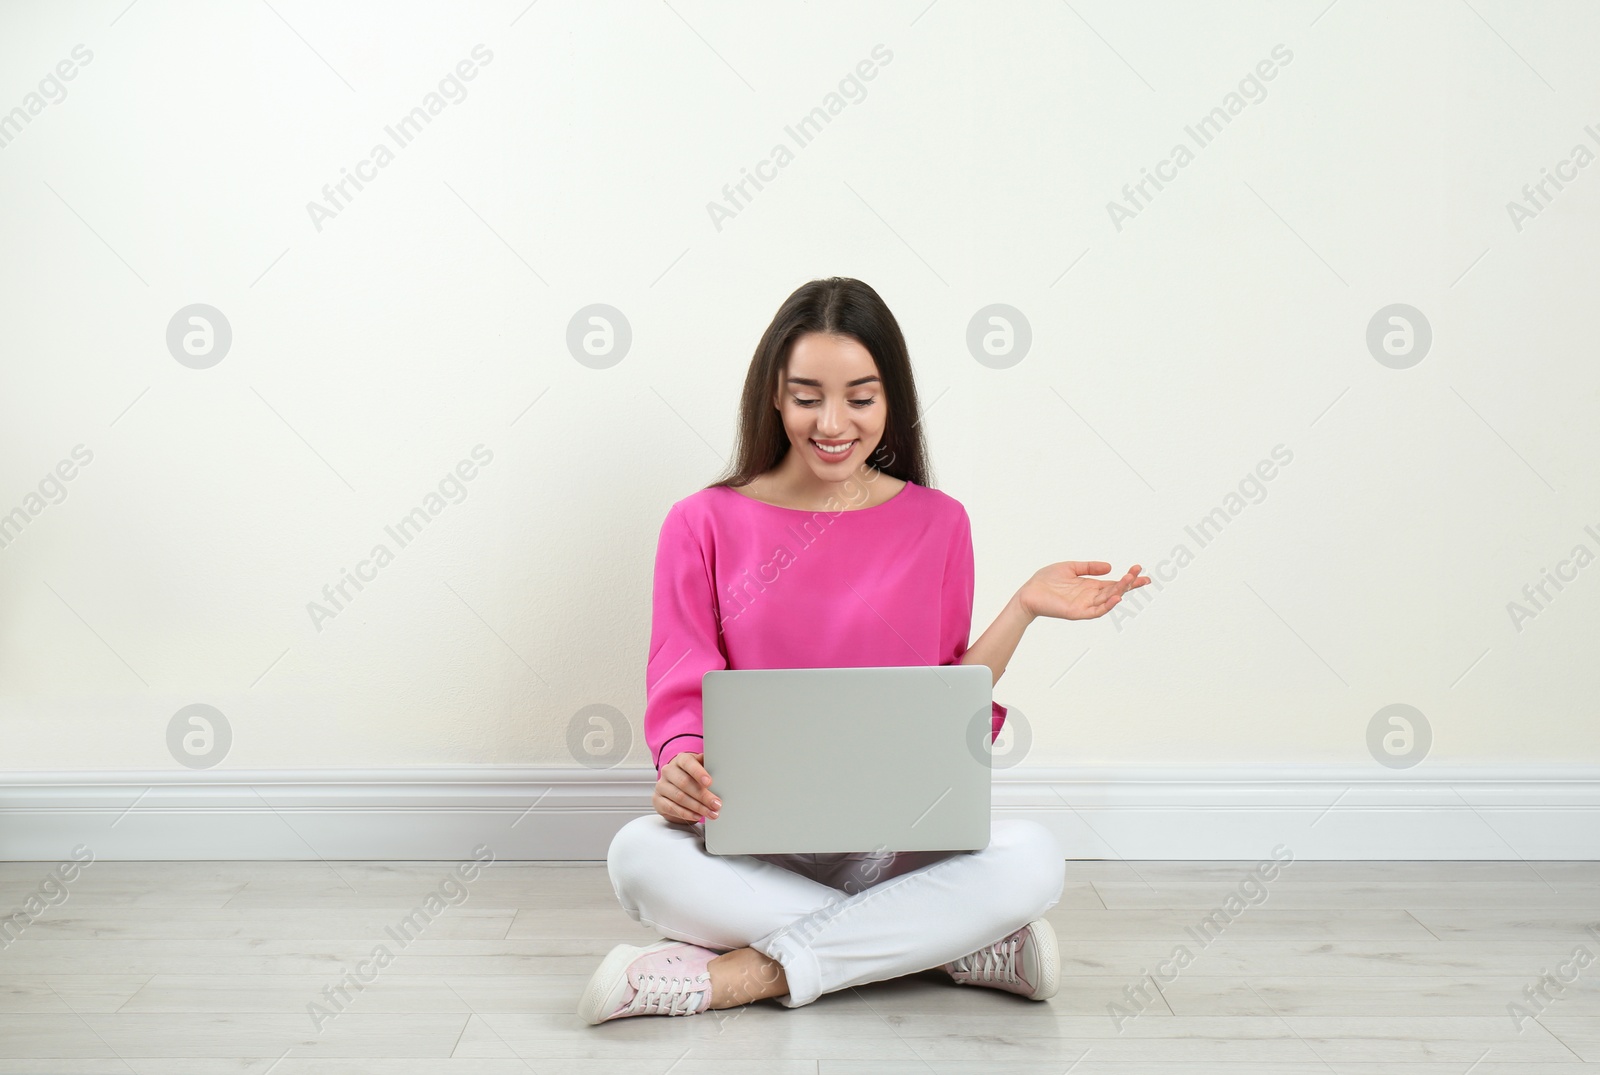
817, 400, 848, 433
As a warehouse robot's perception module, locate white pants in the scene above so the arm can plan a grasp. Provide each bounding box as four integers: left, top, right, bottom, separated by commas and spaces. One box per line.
605, 814, 1066, 1008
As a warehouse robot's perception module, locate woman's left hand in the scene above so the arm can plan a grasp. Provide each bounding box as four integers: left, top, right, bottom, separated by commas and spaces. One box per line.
1020, 561, 1151, 621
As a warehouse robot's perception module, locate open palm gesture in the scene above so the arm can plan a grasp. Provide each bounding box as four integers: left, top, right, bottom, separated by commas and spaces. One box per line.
1020, 561, 1150, 621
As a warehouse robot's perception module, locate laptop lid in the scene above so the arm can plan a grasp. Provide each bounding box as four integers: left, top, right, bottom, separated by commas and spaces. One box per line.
700, 665, 993, 855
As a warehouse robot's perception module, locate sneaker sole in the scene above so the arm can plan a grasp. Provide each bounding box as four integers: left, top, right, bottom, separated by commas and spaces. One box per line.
577, 939, 682, 1025
1026, 919, 1060, 1001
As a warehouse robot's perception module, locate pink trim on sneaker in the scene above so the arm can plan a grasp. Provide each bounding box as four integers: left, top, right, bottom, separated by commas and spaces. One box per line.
580, 939, 718, 1024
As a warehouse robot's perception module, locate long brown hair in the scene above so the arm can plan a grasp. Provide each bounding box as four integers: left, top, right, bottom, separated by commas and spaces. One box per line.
707, 277, 933, 490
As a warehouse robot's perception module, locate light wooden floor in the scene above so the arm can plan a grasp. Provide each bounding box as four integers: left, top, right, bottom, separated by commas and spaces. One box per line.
1, 857, 1598, 1072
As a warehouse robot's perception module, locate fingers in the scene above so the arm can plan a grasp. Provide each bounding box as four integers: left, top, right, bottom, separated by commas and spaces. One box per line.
679, 770, 720, 819
675, 772, 714, 817
657, 778, 709, 823
679, 753, 719, 816
656, 782, 705, 823
681, 751, 712, 790
657, 761, 721, 823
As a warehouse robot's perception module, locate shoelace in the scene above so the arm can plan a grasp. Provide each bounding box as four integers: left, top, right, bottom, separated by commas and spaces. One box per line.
951, 933, 1022, 985
621, 960, 710, 1016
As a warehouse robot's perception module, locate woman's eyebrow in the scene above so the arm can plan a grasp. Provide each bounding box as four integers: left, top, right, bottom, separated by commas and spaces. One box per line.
786, 376, 881, 387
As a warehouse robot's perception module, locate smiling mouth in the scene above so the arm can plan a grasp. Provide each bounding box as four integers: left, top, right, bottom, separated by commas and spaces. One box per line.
811, 438, 856, 459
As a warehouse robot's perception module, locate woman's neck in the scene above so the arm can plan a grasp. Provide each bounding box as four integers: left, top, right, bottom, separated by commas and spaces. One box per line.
753, 453, 902, 511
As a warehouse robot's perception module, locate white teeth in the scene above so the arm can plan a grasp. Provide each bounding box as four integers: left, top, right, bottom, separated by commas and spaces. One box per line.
814, 440, 853, 454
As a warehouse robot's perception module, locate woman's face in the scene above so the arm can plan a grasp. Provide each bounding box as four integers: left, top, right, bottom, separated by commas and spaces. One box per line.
771, 332, 887, 480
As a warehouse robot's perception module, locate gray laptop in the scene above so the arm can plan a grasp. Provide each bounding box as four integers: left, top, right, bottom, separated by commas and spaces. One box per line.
700, 665, 993, 856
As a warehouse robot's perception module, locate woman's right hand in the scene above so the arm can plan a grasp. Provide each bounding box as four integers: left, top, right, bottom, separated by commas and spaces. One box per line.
654, 751, 720, 824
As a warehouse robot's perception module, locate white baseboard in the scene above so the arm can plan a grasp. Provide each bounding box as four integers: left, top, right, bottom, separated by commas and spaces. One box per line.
1, 765, 1596, 861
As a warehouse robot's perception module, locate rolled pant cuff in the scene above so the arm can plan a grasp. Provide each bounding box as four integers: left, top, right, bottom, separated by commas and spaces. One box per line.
753, 930, 821, 1008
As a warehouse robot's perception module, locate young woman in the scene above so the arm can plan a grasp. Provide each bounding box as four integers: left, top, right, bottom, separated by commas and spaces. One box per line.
579, 277, 1149, 1024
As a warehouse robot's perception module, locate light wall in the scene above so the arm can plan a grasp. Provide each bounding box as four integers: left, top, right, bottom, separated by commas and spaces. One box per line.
2, 0, 1596, 777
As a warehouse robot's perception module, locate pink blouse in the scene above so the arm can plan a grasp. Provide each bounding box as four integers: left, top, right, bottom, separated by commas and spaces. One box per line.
644, 479, 1008, 775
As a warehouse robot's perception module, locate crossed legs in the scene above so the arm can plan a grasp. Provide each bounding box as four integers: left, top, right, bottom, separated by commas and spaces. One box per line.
606, 815, 1065, 1008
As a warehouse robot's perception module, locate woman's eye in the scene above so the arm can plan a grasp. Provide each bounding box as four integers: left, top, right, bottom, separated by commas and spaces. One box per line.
793, 397, 876, 407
